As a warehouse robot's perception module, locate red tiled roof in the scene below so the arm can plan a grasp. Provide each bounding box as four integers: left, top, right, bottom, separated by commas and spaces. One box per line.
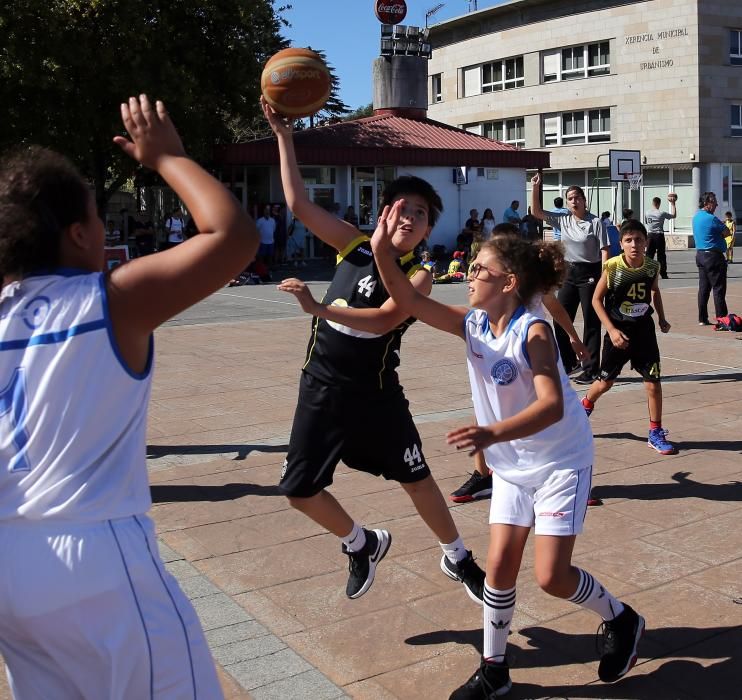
214, 113, 550, 169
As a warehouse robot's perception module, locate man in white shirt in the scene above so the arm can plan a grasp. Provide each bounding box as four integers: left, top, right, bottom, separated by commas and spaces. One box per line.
165, 208, 185, 248
256, 204, 277, 263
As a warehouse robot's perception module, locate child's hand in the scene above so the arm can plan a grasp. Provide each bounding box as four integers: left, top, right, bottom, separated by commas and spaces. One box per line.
277, 278, 318, 314
608, 328, 630, 349
370, 200, 403, 255
570, 337, 590, 363
261, 97, 293, 137
446, 424, 497, 456
113, 95, 185, 171
659, 318, 671, 333
530, 172, 541, 187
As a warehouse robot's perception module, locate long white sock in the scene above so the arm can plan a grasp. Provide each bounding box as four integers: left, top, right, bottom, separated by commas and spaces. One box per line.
440, 536, 467, 563
483, 583, 515, 662
340, 523, 366, 552
568, 568, 624, 621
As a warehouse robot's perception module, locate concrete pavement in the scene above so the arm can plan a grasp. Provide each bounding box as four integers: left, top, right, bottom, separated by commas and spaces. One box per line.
2, 251, 741, 699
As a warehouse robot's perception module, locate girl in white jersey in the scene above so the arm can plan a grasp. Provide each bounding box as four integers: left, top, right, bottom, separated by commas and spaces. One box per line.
0, 95, 258, 699
371, 202, 644, 700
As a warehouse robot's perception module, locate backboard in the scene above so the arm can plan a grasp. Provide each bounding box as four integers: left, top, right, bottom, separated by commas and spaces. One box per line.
609, 149, 641, 183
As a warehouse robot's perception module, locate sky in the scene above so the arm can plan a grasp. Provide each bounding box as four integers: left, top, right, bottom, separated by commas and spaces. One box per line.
282, 0, 504, 111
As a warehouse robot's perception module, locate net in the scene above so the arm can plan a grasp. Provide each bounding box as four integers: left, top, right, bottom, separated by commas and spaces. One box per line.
627, 173, 643, 191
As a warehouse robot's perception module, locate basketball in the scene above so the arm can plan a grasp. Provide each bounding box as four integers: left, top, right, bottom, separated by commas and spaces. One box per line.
261, 48, 331, 118
667, 192, 678, 202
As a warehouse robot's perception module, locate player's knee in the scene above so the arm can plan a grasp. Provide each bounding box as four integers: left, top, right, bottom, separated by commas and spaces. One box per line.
534, 566, 571, 597
287, 493, 320, 512
401, 475, 435, 496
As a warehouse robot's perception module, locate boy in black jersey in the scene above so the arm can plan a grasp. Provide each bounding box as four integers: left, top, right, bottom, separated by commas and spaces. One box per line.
582, 220, 677, 455
263, 99, 485, 602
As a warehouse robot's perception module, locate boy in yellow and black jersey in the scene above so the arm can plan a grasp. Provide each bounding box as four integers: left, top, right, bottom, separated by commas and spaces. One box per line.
582, 220, 677, 455
262, 98, 485, 605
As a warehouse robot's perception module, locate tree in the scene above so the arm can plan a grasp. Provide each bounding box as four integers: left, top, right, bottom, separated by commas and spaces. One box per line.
344, 103, 374, 121
0, 1, 289, 214
305, 48, 351, 128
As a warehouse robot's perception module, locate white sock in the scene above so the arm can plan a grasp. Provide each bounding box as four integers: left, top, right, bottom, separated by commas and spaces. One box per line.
440, 536, 467, 563
341, 523, 366, 552
483, 583, 515, 662
568, 568, 624, 621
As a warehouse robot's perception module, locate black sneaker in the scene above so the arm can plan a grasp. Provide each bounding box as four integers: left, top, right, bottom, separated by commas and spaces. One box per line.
440, 550, 485, 603
450, 471, 493, 503
342, 528, 392, 599
597, 603, 645, 683
449, 658, 512, 699
572, 371, 596, 385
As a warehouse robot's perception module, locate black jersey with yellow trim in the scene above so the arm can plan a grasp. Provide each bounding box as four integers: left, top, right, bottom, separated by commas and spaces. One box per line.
603, 254, 660, 324
302, 235, 424, 390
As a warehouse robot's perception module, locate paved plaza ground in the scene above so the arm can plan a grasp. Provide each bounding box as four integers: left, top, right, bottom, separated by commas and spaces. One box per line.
2, 250, 741, 699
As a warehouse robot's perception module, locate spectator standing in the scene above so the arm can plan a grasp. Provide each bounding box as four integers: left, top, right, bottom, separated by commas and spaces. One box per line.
164, 207, 185, 248
645, 195, 677, 278
531, 173, 610, 383
465, 208, 481, 231
105, 220, 120, 246
602, 212, 621, 257
502, 200, 522, 227
481, 208, 496, 238
549, 196, 569, 241
692, 192, 728, 325
521, 207, 540, 241
272, 203, 287, 265
256, 204, 276, 264
724, 211, 736, 263
344, 205, 359, 227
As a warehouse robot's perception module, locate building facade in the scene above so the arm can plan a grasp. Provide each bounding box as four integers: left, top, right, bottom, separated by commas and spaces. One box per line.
428, 0, 742, 236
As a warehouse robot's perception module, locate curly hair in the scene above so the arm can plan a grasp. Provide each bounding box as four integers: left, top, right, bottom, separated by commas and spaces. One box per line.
482, 236, 566, 304
0, 146, 90, 278
379, 175, 443, 227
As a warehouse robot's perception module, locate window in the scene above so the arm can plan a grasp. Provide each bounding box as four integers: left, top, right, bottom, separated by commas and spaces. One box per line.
542, 41, 610, 82
464, 56, 523, 96
465, 118, 525, 147
731, 30, 742, 65
732, 104, 742, 136
431, 73, 442, 103
542, 109, 611, 146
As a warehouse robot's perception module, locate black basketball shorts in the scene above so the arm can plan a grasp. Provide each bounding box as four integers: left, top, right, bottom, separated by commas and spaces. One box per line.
599, 319, 661, 382
279, 372, 431, 498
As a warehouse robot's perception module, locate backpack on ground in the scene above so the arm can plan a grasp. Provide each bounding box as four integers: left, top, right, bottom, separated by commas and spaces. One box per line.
714, 313, 742, 331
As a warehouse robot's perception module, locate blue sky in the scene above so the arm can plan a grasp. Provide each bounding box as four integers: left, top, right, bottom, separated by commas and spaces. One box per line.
282, 1, 504, 111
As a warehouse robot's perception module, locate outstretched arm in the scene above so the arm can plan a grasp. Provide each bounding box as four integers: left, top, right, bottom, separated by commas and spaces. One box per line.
447, 322, 564, 454
530, 172, 546, 220
262, 98, 358, 252
108, 95, 258, 340
542, 292, 590, 363
371, 201, 468, 338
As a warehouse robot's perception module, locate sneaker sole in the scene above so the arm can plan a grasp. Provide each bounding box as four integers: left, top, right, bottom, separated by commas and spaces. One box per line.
647, 442, 678, 455
450, 487, 492, 503
602, 614, 646, 683
439, 556, 483, 605
348, 529, 392, 600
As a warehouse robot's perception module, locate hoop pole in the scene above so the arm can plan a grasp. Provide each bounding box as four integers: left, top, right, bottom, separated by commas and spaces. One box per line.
596, 153, 609, 215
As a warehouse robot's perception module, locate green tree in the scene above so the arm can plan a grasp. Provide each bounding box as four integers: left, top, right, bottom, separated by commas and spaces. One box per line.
344, 103, 374, 121
305, 48, 351, 128
0, 0, 289, 214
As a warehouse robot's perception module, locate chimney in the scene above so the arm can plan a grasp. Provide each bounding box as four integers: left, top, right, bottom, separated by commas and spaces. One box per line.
373, 55, 428, 119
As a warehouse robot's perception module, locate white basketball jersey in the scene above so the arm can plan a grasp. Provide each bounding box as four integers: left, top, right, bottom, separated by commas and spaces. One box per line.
0, 272, 153, 520
465, 306, 593, 488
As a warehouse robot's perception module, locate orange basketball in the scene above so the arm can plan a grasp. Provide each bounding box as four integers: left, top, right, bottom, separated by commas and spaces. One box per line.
261, 48, 331, 118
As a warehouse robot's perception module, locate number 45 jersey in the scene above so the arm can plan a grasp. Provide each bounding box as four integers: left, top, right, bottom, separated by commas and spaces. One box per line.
302, 236, 422, 391
603, 254, 660, 324
0, 272, 153, 521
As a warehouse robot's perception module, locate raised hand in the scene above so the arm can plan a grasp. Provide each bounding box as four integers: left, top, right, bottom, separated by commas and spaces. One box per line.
370, 199, 403, 255
446, 424, 497, 456
277, 277, 319, 315
113, 95, 185, 170
531, 172, 542, 187
261, 96, 293, 137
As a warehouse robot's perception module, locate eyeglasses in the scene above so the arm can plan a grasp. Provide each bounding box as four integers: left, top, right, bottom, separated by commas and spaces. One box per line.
469, 262, 510, 280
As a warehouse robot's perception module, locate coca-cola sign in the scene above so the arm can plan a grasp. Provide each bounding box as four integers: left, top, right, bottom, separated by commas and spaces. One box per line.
375, 0, 407, 24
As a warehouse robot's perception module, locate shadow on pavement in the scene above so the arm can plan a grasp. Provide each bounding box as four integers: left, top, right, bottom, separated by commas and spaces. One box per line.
594, 431, 742, 454
151, 482, 281, 502
592, 471, 742, 502
146, 443, 288, 461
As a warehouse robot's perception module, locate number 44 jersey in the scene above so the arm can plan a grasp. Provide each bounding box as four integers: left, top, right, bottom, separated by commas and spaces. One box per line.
302, 236, 422, 391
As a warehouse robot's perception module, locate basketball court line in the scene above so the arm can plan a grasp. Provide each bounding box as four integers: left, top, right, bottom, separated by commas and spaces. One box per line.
213, 291, 301, 306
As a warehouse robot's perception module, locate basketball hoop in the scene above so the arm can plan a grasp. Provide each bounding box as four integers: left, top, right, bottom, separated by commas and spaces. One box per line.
627, 173, 643, 191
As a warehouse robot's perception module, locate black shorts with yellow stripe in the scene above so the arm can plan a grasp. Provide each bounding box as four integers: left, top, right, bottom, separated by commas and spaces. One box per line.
598, 318, 661, 383
279, 372, 431, 498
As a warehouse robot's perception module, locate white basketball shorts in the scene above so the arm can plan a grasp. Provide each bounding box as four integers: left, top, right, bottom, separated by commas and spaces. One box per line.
0, 515, 222, 700
488, 465, 592, 536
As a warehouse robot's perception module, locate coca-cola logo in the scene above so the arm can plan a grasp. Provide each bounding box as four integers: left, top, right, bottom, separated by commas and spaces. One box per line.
375, 0, 407, 24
